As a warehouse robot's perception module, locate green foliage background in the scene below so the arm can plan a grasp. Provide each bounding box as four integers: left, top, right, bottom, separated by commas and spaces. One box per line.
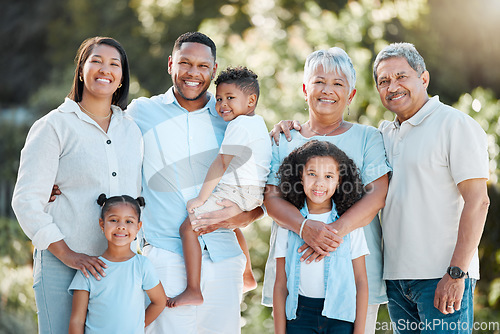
1, 0, 499, 333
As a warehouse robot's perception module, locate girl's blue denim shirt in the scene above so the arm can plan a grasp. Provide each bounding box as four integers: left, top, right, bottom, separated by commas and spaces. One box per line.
284, 202, 357, 323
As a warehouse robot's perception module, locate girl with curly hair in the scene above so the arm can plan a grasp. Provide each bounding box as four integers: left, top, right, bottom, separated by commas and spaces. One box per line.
273, 140, 369, 334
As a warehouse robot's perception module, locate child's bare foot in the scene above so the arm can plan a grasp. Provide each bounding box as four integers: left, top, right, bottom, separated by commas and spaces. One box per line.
167, 288, 203, 308
243, 270, 257, 293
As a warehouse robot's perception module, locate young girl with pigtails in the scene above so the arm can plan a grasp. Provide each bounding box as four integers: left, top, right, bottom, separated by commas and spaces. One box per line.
68, 194, 166, 334
273, 140, 369, 334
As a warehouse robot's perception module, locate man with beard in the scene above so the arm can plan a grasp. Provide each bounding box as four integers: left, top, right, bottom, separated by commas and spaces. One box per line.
128, 32, 263, 334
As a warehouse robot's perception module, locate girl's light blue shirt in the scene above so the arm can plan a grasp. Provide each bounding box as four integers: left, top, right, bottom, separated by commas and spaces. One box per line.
68, 255, 159, 333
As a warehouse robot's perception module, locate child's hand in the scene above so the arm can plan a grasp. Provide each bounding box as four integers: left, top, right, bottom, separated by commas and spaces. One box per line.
187, 197, 205, 213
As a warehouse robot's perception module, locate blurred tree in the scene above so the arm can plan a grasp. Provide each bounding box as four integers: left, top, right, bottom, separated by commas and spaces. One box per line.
28, 0, 148, 114
0, 217, 36, 333
384, 0, 500, 105
0, 121, 32, 182
0, 0, 63, 106
199, 0, 428, 128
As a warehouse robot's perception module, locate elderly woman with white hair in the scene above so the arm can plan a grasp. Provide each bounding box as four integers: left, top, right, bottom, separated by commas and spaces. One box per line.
263, 47, 391, 334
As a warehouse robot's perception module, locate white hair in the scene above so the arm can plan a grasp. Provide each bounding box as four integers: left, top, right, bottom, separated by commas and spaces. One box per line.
303, 47, 356, 93
373, 42, 427, 83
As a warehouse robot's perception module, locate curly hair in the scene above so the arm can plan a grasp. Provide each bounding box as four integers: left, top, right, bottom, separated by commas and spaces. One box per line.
215, 66, 260, 100
277, 140, 364, 215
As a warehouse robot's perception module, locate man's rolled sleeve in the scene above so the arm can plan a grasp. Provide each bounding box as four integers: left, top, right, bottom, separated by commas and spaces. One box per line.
360, 128, 392, 186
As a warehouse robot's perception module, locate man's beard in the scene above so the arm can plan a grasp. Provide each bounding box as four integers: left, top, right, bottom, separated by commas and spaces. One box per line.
174, 84, 208, 102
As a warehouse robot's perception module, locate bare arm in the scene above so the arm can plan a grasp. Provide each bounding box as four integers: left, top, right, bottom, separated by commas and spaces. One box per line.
145, 282, 167, 327
273, 257, 288, 334
434, 178, 489, 314
48, 240, 107, 280
352, 256, 368, 334
191, 200, 264, 234
187, 154, 234, 212
69, 290, 89, 334
450, 178, 489, 275
264, 185, 342, 258
331, 174, 389, 237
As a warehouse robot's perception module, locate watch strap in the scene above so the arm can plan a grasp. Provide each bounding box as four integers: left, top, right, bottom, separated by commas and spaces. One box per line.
447, 266, 467, 279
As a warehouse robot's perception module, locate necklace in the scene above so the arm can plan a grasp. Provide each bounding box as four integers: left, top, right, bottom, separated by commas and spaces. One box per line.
307, 120, 344, 136
77, 102, 112, 119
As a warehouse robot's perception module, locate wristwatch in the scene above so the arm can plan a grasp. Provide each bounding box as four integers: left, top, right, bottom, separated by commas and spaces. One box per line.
447, 266, 467, 279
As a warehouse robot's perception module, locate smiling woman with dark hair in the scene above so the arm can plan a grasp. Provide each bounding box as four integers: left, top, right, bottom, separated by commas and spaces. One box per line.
11, 36, 143, 334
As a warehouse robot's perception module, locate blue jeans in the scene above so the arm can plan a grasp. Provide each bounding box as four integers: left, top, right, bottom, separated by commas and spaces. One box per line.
33, 249, 77, 334
286, 295, 354, 334
386, 278, 476, 334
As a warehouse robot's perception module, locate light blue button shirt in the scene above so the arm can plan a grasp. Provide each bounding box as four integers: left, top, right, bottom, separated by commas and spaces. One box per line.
285, 203, 356, 322
127, 88, 242, 262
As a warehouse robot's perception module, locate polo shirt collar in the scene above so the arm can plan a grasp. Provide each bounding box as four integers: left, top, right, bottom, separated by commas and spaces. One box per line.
393, 95, 440, 129
163, 87, 218, 117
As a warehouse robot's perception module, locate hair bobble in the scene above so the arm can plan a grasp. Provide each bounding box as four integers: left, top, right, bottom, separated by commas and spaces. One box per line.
97, 193, 108, 206
136, 196, 146, 207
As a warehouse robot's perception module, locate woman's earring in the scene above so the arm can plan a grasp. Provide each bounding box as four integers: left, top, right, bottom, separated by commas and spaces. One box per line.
347, 105, 350, 116
79, 76, 83, 82
118, 83, 122, 88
